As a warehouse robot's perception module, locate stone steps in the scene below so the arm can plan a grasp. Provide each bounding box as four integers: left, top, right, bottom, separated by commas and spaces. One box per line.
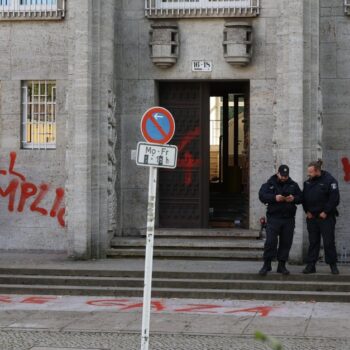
110, 238, 264, 249
109, 229, 263, 260
0, 274, 350, 292
0, 267, 347, 282
154, 228, 260, 238
106, 248, 264, 260
0, 267, 350, 302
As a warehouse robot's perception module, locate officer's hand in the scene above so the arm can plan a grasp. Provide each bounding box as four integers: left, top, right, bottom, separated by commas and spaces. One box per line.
306, 212, 313, 219
320, 212, 327, 220
275, 195, 285, 202
285, 195, 294, 203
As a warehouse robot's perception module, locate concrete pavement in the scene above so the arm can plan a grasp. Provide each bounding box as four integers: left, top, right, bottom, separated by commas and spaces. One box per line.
0, 252, 349, 348
0, 295, 350, 349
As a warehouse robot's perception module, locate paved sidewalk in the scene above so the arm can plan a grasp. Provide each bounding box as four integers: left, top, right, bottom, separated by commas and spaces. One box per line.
0, 295, 350, 349
0, 252, 350, 349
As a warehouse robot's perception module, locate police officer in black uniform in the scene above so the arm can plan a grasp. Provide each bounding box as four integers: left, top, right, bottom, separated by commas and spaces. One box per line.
258, 165, 302, 276
302, 160, 340, 275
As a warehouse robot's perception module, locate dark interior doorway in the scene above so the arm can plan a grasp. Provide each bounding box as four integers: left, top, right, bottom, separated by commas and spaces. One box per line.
158, 81, 249, 229
208, 83, 249, 228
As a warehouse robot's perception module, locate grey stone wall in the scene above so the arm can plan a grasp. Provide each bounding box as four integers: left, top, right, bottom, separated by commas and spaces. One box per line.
116, 0, 280, 238
0, 18, 68, 251
320, 0, 350, 262
1, 0, 349, 263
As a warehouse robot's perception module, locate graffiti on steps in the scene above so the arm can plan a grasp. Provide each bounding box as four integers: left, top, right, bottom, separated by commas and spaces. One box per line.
0, 152, 65, 228
0, 295, 283, 317
86, 299, 277, 317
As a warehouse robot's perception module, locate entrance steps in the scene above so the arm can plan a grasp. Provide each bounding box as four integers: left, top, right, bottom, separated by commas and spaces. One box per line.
0, 266, 350, 302
107, 228, 264, 260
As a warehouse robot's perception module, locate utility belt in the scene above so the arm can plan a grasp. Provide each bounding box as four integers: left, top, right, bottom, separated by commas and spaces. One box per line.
266, 213, 295, 220
309, 210, 338, 218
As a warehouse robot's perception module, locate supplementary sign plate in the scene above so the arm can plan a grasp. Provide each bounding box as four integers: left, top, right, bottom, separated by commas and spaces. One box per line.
136, 142, 178, 169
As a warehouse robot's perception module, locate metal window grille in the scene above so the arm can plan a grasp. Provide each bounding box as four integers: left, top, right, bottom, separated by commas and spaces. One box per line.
21, 81, 56, 150
145, 0, 259, 18
0, 0, 65, 19
346, 0, 350, 15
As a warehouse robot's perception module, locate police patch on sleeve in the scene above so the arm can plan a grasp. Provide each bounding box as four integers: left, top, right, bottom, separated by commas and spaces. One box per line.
331, 183, 337, 190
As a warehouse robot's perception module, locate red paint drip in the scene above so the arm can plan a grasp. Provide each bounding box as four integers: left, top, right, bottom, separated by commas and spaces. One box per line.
341, 157, 350, 182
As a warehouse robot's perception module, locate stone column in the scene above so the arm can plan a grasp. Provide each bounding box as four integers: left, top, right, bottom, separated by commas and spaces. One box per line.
273, 0, 305, 262
66, 0, 116, 259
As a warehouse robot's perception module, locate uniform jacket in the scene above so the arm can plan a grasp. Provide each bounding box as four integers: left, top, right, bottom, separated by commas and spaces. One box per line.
259, 175, 302, 218
302, 171, 340, 216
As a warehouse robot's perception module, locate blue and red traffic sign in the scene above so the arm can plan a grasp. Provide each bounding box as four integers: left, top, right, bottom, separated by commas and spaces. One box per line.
141, 107, 175, 145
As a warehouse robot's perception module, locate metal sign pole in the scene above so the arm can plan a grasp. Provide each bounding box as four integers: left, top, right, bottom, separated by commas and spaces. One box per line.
141, 165, 158, 350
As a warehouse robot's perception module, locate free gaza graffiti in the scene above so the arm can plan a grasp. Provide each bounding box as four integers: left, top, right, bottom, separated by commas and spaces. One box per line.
0, 152, 65, 228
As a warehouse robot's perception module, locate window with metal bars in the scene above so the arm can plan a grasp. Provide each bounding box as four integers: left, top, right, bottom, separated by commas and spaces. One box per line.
0, 0, 65, 19
146, 0, 259, 17
21, 81, 56, 150
0, 0, 56, 5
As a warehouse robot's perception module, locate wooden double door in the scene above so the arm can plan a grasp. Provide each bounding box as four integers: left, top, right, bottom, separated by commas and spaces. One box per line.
158, 81, 249, 228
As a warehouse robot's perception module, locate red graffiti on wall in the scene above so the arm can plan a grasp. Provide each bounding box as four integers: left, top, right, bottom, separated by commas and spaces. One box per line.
341, 157, 350, 183
177, 127, 201, 186
0, 152, 66, 228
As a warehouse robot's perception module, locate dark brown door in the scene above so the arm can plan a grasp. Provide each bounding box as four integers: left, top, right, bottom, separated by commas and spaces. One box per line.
158, 82, 209, 228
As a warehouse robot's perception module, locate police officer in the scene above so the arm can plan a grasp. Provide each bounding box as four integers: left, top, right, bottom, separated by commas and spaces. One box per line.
302, 160, 340, 275
258, 165, 302, 276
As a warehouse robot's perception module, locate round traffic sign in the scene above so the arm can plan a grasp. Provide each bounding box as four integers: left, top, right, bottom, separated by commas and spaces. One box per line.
141, 107, 175, 144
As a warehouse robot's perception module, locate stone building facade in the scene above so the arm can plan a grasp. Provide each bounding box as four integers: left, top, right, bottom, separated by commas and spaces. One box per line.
0, 0, 349, 262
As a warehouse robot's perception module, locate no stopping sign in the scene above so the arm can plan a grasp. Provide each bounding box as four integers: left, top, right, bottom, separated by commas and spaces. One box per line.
140, 107, 175, 145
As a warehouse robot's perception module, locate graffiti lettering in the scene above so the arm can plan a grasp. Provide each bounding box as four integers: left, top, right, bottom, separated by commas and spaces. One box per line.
177, 127, 201, 186
225, 306, 276, 317
86, 299, 130, 308
0, 296, 12, 304
0, 152, 66, 228
174, 304, 222, 314
30, 184, 49, 216
85, 298, 278, 317
9, 152, 26, 181
341, 157, 350, 183
0, 296, 281, 317
0, 179, 19, 212
20, 296, 57, 305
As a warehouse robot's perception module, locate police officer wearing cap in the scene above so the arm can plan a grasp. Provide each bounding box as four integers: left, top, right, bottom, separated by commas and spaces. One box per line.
258, 165, 302, 276
302, 160, 340, 275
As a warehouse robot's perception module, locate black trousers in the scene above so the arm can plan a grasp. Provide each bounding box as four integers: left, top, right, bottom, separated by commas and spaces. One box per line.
306, 216, 337, 265
263, 217, 295, 262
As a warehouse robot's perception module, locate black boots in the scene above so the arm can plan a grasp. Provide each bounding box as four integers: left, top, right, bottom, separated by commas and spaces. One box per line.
303, 263, 339, 274
303, 263, 316, 274
330, 263, 339, 275
277, 261, 290, 275
259, 260, 272, 276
